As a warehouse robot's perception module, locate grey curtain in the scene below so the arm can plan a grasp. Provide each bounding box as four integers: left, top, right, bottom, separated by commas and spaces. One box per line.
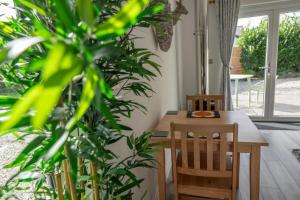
196, 0, 207, 95
216, 0, 240, 110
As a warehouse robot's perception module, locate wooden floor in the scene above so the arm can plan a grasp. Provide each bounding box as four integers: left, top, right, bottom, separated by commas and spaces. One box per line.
167, 130, 300, 200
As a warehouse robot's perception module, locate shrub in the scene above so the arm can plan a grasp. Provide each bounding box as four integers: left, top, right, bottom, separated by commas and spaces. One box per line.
237, 16, 300, 78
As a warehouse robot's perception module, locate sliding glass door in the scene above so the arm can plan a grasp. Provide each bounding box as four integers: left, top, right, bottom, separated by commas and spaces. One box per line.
273, 10, 300, 119
231, 6, 300, 121
230, 13, 271, 118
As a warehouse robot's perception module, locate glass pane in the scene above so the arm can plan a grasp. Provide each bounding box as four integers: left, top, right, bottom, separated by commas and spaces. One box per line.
274, 11, 300, 117
230, 15, 268, 116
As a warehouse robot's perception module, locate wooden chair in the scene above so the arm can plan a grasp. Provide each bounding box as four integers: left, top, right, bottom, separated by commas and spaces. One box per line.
185, 95, 225, 112
185, 95, 240, 188
170, 122, 238, 200
185, 94, 240, 189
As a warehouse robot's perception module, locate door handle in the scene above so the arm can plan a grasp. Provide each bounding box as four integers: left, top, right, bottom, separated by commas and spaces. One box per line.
267, 63, 271, 76
259, 64, 271, 76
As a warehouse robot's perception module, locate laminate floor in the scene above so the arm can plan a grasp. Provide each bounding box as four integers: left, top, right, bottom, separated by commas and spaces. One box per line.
168, 130, 300, 200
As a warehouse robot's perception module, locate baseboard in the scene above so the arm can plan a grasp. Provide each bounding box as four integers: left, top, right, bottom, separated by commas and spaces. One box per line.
255, 122, 300, 130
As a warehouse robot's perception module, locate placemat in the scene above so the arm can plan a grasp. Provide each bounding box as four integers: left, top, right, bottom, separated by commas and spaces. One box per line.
187, 111, 220, 118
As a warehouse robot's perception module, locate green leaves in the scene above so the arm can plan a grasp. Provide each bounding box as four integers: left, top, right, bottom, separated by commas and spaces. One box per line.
0, 22, 13, 35
114, 179, 143, 195
67, 67, 98, 130
33, 44, 82, 128
0, 86, 41, 132
76, 0, 95, 27
16, 0, 46, 16
95, 0, 150, 39
0, 96, 19, 107
99, 79, 113, 99
0, 0, 166, 198
0, 42, 82, 131
124, 81, 154, 97
53, 0, 77, 29
44, 131, 69, 160
0, 37, 43, 63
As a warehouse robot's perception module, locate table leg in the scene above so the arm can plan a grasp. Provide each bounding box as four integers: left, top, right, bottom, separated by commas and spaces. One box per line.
156, 146, 166, 200
236, 152, 240, 189
247, 78, 252, 108
235, 79, 239, 108
250, 145, 261, 200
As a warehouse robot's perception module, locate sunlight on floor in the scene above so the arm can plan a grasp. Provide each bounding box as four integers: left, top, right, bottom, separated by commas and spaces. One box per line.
232, 78, 300, 117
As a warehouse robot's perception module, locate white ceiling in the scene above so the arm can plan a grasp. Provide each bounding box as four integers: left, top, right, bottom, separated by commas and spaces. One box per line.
241, 0, 291, 6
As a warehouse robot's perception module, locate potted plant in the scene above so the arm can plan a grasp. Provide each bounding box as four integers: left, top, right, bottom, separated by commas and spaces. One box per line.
0, 0, 168, 199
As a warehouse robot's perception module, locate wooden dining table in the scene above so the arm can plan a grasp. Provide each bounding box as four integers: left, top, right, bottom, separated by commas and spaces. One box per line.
151, 111, 268, 200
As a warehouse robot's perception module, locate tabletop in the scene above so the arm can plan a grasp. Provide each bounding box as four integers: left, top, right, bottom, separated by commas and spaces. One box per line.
230, 74, 254, 80
154, 111, 268, 146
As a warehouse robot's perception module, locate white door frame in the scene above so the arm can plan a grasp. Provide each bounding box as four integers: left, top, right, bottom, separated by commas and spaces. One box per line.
269, 6, 300, 122
239, 2, 300, 122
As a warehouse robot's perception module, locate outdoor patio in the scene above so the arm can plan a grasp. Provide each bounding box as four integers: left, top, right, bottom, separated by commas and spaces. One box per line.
232, 77, 300, 117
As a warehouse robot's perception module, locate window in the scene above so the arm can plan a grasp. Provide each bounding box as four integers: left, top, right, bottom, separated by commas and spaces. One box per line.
0, 0, 16, 21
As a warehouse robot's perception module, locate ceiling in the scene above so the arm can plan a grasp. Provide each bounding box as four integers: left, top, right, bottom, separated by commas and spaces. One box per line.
241, 0, 291, 6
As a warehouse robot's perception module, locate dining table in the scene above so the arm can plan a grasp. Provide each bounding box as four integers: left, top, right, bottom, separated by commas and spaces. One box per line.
151, 110, 268, 200
230, 74, 254, 107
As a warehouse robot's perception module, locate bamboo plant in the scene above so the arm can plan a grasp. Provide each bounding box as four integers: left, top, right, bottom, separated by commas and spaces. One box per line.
0, 0, 168, 199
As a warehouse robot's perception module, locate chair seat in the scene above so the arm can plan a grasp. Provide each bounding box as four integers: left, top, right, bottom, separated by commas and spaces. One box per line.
178, 184, 231, 199
176, 152, 234, 199
179, 195, 221, 200
178, 173, 232, 197
178, 173, 232, 189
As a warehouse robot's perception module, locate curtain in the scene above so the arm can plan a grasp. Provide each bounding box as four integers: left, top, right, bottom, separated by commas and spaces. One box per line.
215, 0, 240, 110
196, 0, 207, 95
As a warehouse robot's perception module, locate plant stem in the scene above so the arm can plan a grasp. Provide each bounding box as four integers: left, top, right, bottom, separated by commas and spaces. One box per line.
56, 83, 78, 200
90, 161, 100, 200
55, 172, 64, 200
79, 158, 85, 198
64, 146, 78, 200
116, 73, 133, 96
63, 159, 71, 196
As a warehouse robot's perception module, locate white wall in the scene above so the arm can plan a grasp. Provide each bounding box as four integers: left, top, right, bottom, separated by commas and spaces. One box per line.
124, 28, 178, 199
128, 30, 178, 199
207, 3, 223, 95
109, 1, 179, 199
179, 0, 198, 106
175, 0, 209, 108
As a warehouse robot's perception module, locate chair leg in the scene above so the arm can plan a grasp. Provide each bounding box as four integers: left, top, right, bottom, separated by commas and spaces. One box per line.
232, 180, 237, 200
248, 91, 251, 108
236, 152, 240, 189
174, 192, 179, 200
232, 191, 236, 200
173, 182, 179, 200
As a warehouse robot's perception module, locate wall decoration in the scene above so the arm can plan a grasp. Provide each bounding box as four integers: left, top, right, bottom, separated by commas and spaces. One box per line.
173, 0, 189, 25
152, 0, 188, 52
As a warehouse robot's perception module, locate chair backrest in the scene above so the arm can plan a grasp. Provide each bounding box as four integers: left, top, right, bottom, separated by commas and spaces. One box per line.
185, 95, 225, 111
170, 123, 238, 191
